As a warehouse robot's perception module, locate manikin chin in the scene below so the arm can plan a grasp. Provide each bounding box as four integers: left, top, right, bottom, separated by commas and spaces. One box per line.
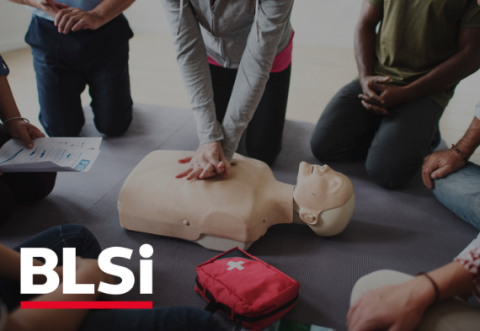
118, 151, 355, 251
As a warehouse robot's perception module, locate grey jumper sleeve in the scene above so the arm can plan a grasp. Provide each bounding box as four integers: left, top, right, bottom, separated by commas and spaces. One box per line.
220, 0, 293, 159
161, 0, 224, 144
476, 101, 480, 120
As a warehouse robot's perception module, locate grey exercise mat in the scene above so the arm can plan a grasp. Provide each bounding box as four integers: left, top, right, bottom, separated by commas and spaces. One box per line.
1, 104, 477, 331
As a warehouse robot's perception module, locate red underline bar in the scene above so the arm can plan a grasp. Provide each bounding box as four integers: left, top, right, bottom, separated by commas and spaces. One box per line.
21, 301, 153, 309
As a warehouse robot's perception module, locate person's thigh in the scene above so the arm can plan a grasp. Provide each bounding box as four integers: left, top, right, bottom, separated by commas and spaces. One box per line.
0, 225, 101, 311
1, 172, 57, 203
366, 97, 444, 188
25, 16, 87, 137
86, 41, 133, 137
209, 64, 237, 123
310, 81, 381, 162
432, 162, 480, 231
245, 64, 291, 166
350, 270, 480, 331
79, 306, 226, 331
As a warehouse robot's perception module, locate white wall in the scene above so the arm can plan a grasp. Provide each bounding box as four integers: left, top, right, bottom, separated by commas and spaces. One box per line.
0, 1, 31, 53
0, 0, 362, 53
124, 0, 362, 48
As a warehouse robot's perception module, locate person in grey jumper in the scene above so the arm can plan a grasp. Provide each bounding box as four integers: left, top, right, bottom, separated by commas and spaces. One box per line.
161, 0, 295, 180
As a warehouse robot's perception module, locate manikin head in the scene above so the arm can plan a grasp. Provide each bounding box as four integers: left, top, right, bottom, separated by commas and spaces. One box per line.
293, 162, 355, 236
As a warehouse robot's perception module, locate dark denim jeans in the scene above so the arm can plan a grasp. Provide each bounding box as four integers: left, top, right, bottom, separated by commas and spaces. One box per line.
0, 225, 225, 331
432, 162, 480, 231
25, 14, 133, 137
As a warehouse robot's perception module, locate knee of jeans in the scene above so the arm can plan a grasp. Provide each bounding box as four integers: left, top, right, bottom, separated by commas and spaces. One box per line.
431, 176, 457, 202
58, 224, 101, 257
95, 113, 132, 137
44, 123, 83, 138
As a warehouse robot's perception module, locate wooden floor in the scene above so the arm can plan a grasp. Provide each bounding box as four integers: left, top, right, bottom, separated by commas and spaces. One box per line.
3, 34, 480, 163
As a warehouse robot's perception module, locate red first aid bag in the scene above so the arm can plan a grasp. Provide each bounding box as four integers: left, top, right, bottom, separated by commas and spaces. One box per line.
195, 247, 300, 331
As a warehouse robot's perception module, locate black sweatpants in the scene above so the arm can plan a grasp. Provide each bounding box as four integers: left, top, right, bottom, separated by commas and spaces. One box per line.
0, 128, 57, 225
209, 64, 291, 166
310, 81, 444, 189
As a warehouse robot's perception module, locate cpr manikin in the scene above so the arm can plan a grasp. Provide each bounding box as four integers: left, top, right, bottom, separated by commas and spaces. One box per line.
118, 151, 355, 251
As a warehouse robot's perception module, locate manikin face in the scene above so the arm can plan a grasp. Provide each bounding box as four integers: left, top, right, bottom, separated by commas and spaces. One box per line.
293, 162, 354, 226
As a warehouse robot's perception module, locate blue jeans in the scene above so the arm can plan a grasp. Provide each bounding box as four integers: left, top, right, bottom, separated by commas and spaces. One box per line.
432, 162, 480, 230
0, 225, 225, 331
25, 15, 133, 137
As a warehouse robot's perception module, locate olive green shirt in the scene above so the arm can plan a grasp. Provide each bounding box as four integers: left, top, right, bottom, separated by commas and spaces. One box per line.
365, 0, 480, 107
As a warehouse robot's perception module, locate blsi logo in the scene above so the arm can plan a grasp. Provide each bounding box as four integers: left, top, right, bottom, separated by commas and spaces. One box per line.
20, 245, 153, 309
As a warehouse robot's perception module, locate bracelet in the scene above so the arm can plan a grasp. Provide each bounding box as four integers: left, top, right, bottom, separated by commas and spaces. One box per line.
451, 144, 468, 162
2, 117, 29, 129
417, 272, 440, 303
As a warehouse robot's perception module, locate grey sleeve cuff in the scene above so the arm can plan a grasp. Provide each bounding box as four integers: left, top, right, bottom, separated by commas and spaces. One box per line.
476, 101, 480, 120
193, 109, 224, 144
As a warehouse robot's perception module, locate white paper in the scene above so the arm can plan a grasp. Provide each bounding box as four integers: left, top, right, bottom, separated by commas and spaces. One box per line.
0, 137, 102, 172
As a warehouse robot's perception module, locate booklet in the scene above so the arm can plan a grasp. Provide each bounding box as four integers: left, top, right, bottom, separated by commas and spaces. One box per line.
0, 137, 102, 173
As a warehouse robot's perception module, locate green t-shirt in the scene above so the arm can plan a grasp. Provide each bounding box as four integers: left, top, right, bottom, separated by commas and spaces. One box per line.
365, 0, 480, 107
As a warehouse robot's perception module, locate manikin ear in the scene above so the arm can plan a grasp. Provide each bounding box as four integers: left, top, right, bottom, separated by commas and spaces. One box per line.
300, 211, 320, 225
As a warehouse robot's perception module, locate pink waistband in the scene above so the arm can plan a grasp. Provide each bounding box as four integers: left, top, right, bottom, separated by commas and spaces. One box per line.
208, 31, 294, 73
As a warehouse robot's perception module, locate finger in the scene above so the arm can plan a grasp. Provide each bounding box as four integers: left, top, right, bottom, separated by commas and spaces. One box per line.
358, 93, 383, 105
376, 76, 391, 83
204, 152, 221, 172
186, 167, 203, 180
431, 165, 455, 180
54, 8, 69, 27
175, 168, 193, 179
178, 157, 193, 164
72, 19, 87, 32
364, 87, 385, 104
361, 101, 388, 116
199, 163, 214, 179
421, 160, 437, 189
18, 128, 34, 149
63, 15, 80, 34
55, 9, 74, 30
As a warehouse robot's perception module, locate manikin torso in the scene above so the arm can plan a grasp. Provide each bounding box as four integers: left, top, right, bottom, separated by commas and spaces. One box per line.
118, 151, 355, 251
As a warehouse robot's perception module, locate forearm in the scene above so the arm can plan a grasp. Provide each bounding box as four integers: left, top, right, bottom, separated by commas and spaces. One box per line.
428, 261, 475, 300
456, 117, 480, 158
8, 0, 28, 5
90, 0, 135, 26
0, 75, 22, 122
161, 0, 223, 145
406, 33, 480, 100
354, 23, 377, 80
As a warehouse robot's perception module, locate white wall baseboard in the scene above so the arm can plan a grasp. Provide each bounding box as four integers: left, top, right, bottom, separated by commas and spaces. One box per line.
0, 39, 28, 54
